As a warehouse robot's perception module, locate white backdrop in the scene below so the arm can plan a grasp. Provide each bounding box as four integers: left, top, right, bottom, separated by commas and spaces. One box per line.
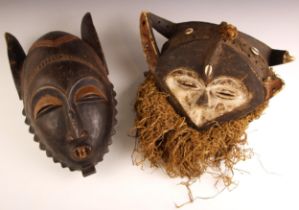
0, 0, 298, 210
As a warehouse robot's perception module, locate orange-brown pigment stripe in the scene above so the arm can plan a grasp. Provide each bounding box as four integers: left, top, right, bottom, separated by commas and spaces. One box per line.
29, 35, 79, 53
75, 85, 108, 102
33, 95, 62, 119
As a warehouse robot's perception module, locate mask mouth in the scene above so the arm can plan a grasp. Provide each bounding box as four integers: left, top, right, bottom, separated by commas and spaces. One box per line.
71, 144, 96, 177
71, 144, 92, 161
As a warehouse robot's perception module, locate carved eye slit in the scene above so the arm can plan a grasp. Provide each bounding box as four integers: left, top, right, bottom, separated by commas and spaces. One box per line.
215, 89, 237, 100
167, 69, 204, 90
177, 79, 199, 89
34, 95, 63, 119
75, 85, 107, 103
209, 76, 249, 101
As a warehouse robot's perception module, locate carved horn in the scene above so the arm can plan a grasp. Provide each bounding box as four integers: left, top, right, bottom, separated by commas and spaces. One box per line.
81, 12, 108, 74
5, 33, 26, 99
269, 49, 295, 66
140, 12, 175, 72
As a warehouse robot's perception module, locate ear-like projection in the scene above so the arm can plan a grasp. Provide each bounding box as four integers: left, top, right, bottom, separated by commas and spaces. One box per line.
140, 12, 175, 72
5, 33, 26, 99
269, 49, 295, 66
134, 12, 293, 183
5, 13, 117, 177
81, 12, 108, 74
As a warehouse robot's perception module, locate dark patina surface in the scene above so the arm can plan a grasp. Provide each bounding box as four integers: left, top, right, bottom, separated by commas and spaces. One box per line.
6, 13, 116, 176
140, 12, 293, 130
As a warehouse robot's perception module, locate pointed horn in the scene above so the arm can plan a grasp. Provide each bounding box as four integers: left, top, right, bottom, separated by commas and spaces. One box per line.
81, 12, 108, 74
140, 12, 175, 72
269, 49, 295, 66
283, 51, 295, 63
147, 13, 176, 39
5, 32, 26, 99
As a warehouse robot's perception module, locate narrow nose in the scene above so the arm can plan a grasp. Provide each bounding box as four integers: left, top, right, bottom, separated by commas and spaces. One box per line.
196, 91, 209, 105
66, 109, 88, 141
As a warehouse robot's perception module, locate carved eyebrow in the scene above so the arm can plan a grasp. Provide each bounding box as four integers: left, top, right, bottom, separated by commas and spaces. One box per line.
75, 85, 108, 101
24, 54, 110, 90
28, 35, 79, 52
33, 95, 62, 119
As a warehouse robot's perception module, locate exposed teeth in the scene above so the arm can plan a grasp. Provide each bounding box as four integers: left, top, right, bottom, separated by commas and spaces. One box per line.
74, 146, 91, 160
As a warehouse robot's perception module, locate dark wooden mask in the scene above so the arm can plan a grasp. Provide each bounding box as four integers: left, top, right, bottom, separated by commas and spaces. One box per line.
140, 12, 294, 130
5, 13, 117, 176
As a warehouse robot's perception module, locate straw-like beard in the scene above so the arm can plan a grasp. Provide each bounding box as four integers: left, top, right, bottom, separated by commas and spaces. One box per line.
134, 73, 267, 183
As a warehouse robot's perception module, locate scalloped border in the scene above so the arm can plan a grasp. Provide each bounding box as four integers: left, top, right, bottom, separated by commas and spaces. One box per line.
23, 83, 117, 176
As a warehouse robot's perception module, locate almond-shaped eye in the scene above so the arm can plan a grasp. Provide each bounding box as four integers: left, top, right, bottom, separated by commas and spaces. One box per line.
75, 85, 107, 103
34, 95, 62, 119
176, 76, 202, 90
167, 69, 203, 90
209, 76, 249, 101
177, 79, 199, 89
215, 89, 237, 100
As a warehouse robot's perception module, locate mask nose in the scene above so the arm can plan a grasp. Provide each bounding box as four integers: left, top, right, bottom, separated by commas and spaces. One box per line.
66, 109, 88, 142
196, 91, 209, 105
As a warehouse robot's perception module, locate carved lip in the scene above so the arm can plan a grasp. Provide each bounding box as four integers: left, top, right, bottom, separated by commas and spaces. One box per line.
71, 144, 92, 161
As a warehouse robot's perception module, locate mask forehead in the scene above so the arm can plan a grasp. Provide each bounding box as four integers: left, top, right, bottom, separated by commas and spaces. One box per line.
22, 32, 108, 87
156, 40, 208, 79
25, 62, 108, 101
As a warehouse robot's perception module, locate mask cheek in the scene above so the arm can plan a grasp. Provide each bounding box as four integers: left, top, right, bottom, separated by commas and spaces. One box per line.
172, 90, 207, 126
214, 103, 226, 115
171, 88, 200, 109
184, 91, 202, 108
201, 102, 228, 123
33, 108, 68, 157
77, 102, 110, 149
202, 95, 248, 123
